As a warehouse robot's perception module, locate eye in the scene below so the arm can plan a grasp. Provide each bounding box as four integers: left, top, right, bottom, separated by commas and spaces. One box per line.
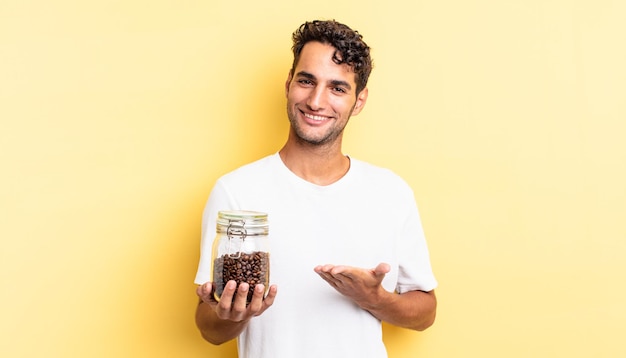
332, 86, 347, 94
297, 79, 313, 86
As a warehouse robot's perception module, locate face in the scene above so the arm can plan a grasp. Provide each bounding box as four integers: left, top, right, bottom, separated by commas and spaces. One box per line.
285, 41, 368, 147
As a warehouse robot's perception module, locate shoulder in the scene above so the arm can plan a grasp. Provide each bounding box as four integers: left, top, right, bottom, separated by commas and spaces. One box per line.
350, 158, 413, 191
221, 153, 277, 177
214, 153, 280, 189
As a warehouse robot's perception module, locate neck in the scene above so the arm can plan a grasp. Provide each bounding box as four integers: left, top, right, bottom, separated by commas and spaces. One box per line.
279, 140, 350, 186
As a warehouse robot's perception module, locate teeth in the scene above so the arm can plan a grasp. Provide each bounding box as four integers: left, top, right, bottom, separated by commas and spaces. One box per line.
304, 113, 328, 121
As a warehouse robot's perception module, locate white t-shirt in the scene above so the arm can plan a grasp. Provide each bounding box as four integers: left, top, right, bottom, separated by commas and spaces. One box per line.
195, 153, 437, 358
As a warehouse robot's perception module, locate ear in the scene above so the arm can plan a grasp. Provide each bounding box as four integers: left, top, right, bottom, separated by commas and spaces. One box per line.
285, 70, 293, 97
351, 87, 369, 116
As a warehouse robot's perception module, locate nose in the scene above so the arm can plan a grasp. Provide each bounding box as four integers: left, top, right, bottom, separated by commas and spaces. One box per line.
306, 86, 326, 111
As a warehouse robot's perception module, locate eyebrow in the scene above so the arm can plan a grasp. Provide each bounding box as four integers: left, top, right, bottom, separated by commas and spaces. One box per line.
295, 71, 353, 91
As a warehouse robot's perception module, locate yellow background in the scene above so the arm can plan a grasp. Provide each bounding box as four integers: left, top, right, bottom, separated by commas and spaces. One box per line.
1, 1, 625, 357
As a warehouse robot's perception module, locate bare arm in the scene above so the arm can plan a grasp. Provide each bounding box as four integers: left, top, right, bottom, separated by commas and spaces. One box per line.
314, 263, 436, 331
360, 288, 436, 331
195, 281, 278, 345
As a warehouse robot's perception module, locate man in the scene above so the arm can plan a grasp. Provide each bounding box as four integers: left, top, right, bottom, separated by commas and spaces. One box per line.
195, 20, 437, 357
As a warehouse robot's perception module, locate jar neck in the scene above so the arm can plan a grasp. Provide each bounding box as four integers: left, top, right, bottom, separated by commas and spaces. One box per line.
216, 210, 269, 237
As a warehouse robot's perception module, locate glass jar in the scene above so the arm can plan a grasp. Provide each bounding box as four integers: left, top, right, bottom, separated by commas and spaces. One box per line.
211, 210, 270, 303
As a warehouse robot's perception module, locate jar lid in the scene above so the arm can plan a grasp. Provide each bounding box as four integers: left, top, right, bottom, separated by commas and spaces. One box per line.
216, 210, 268, 236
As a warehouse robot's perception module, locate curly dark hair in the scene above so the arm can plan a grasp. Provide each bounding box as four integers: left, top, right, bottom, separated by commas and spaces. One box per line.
290, 20, 373, 95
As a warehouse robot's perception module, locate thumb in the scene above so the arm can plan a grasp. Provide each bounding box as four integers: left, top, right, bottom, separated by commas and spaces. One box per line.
373, 263, 391, 278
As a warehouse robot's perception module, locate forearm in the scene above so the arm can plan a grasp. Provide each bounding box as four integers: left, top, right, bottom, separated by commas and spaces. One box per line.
358, 289, 437, 331
195, 300, 249, 345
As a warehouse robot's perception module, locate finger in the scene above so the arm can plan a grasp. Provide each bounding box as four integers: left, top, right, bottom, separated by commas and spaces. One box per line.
252, 284, 278, 317
327, 266, 356, 283
314, 264, 336, 273
315, 264, 349, 280
264, 284, 278, 304
316, 270, 335, 282
198, 282, 217, 302
196, 284, 206, 298
373, 263, 391, 277
231, 282, 250, 313
317, 272, 342, 288
220, 280, 237, 301
374, 262, 391, 275
247, 284, 266, 312
215, 281, 236, 318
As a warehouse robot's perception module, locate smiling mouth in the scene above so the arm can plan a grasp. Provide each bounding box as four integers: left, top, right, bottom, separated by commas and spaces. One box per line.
303, 112, 330, 122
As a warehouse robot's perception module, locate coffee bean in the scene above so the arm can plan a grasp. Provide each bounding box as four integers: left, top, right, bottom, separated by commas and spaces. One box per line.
213, 251, 269, 303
